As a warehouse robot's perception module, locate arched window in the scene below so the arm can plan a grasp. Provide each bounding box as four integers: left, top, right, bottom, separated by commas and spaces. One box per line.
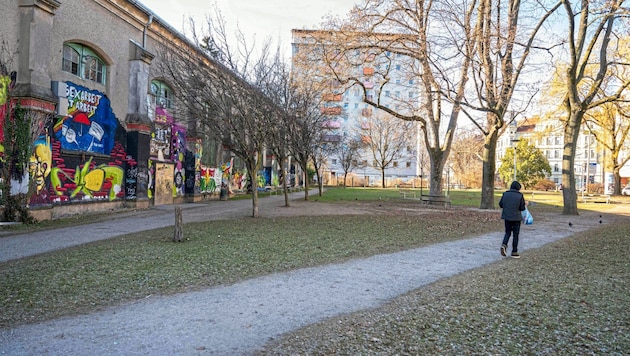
151, 80, 173, 109
62, 43, 106, 84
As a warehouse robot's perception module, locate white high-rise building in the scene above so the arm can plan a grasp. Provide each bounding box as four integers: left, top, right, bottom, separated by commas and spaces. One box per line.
291, 29, 423, 186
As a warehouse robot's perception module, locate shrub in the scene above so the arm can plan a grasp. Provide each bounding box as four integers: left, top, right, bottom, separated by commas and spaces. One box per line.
533, 179, 556, 191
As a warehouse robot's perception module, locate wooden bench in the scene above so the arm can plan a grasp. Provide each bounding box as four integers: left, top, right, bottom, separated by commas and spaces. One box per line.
421, 194, 451, 208
399, 189, 420, 199
580, 194, 610, 204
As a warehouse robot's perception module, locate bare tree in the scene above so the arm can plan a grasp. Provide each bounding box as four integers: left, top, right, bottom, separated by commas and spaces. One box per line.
158, 10, 276, 217
358, 113, 414, 188
557, 0, 629, 215
450, 129, 484, 189
458, 0, 563, 209
313, 0, 477, 197
288, 38, 335, 200
285, 82, 329, 201
334, 135, 362, 187
252, 44, 295, 206
585, 102, 630, 195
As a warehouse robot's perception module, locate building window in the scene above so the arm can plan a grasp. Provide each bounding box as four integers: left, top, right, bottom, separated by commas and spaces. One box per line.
554, 163, 559, 172
393, 161, 399, 168
151, 80, 174, 109
62, 43, 106, 84
406, 162, 411, 168
331, 159, 337, 165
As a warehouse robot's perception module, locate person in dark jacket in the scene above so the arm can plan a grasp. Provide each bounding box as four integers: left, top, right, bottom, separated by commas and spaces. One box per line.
499, 181, 527, 258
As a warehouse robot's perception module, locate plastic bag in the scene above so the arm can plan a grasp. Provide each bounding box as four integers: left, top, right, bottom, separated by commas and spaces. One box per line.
522, 207, 533, 225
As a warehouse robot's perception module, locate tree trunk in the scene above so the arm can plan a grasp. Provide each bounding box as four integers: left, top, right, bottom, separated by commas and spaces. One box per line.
612, 166, 621, 196
381, 168, 386, 188
427, 151, 446, 196
247, 164, 259, 217
173, 206, 183, 242
480, 131, 499, 209
301, 162, 309, 201
279, 158, 289, 207
562, 112, 582, 215
316, 170, 323, 196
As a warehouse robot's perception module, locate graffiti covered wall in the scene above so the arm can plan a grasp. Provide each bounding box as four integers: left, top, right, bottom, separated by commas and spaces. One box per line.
28, 83, 138, 206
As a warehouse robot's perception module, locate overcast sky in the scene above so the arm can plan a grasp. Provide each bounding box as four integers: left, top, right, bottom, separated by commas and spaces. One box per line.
139, 0, 359, 51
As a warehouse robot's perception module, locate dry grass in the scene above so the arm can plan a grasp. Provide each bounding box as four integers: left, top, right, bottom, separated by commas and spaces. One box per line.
258, 220, 630, 355
0, 208, 499, 328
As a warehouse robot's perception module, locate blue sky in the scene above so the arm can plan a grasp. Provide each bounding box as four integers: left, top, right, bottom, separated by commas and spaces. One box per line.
140, 0, 359, 50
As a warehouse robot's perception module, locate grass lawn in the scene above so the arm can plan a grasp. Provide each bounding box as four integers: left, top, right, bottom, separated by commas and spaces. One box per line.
1, 187, 628, 353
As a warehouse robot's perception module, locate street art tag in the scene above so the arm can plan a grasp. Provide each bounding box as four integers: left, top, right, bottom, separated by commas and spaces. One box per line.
53, 82, 118, 154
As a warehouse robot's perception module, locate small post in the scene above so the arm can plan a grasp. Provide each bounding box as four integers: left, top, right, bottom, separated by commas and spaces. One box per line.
173, 206, 183, 242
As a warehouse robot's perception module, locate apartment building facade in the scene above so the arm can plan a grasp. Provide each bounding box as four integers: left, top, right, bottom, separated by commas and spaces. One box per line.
291, 29, 423, 186
497, 117, 629, 193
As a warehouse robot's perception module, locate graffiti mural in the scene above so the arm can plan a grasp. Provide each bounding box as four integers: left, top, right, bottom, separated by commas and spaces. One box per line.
150, 106, 172, 160
44, 140, 134, 204
172, 124, 186, 197
28, 135, 53, 205
53, 82, 118, 155
147, 159, 155, 199
200, 166, 220, 195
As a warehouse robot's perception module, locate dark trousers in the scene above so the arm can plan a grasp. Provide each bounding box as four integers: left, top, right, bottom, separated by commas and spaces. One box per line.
502, 220, 521, 253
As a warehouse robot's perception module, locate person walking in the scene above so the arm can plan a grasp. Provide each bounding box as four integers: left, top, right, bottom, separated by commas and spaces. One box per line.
499, 181, 527, 258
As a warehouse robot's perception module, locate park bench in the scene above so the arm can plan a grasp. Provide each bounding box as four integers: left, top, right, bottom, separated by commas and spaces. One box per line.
399, 189, 420, 199
421, 194, 452, 208
580, 194, 610, 204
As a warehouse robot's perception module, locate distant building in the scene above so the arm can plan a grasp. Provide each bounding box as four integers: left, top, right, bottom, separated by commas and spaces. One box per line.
291, 29, 423, 186
497, 116, 629, 191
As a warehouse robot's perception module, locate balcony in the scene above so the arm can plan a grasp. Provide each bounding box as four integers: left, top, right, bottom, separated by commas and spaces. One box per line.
322, 120, 341, 129
361, 108, 373, 117
323, 134, 342, 142
322, 93, 343, 101
363, 67, 374, 75
321, 107, 342, 115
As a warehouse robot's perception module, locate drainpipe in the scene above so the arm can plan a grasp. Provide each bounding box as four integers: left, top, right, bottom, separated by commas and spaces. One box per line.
143, 14, 154, 48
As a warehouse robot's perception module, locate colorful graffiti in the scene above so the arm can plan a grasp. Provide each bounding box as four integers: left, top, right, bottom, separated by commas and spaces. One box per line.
172, 124, 186, 197
200, 166, 220, 194
27, 136, 52, 205
53, 82, 118, 154
150, 106, 173, 160
50, 157, 123, 201
28, 129, 137, 206
147, 159, 155, 199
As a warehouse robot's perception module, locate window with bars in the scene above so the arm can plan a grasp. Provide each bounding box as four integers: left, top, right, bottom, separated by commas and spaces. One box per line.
62, 43, 106, 84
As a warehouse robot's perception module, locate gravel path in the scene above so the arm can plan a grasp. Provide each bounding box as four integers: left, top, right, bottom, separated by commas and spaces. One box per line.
0, 195, 619, 355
